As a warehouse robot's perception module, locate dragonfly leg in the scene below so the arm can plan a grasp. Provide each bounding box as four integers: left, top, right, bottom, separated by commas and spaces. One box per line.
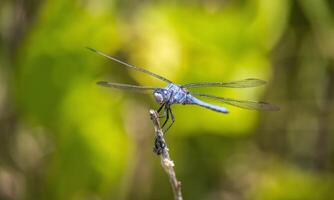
161, 91, 174, 131
157, 103, 165, 113
157, 103, 167, 118
161, 106, 170, 128
164, 108, 175, 133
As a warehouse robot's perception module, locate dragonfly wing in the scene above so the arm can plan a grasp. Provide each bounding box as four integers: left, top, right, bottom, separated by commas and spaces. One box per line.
87, 47, 173, 83
97, 81, 157, 93
191, 93, 280, 111
182, 78, 266, 88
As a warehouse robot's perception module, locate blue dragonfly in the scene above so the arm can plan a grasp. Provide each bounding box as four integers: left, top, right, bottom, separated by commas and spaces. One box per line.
88, 47, 279, 132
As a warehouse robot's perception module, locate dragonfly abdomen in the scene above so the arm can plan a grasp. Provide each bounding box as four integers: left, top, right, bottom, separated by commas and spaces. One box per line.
189, 96, 229, 113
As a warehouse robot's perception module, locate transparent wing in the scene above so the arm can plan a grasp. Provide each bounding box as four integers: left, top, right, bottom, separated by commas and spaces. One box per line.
182, 78, 266, 88
97, 81, 157, 93
191, 92, 280, 111
87, 47, 173, 83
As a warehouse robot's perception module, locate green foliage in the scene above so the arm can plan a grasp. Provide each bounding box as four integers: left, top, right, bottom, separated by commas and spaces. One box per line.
1, 0, 333, 199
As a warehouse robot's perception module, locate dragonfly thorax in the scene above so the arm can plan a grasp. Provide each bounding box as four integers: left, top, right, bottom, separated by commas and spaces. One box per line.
153, 84, 191, 105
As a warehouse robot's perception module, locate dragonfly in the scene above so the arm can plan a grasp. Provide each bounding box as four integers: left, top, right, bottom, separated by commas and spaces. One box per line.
88, 47, 279, 132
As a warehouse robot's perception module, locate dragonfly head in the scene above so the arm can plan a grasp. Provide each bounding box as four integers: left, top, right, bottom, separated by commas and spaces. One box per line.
153, 88, 168, 104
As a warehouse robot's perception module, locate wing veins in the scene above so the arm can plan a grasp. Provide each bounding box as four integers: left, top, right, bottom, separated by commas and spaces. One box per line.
87, 47, 172, 83
182, 78, 266, 88
191, 92, 279, 111
97, 81, 157, 92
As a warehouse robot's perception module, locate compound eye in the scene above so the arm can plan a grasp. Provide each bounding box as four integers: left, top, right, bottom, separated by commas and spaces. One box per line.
154, 93, 164, 104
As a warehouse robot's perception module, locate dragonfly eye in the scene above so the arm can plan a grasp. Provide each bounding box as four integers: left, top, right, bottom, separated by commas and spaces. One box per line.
154, 92, 164, 104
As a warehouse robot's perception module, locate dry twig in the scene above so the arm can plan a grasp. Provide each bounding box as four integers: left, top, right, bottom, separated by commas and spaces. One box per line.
149, 109, 183, 200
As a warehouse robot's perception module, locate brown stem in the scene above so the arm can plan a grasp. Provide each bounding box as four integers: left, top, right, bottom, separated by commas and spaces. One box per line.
149, 110, 183, 200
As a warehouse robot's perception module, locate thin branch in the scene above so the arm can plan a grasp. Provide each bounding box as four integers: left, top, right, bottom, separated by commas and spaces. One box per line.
149, 109, 183, 200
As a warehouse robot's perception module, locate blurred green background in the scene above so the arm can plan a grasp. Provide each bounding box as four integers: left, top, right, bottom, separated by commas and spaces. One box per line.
1, 0, 334, 199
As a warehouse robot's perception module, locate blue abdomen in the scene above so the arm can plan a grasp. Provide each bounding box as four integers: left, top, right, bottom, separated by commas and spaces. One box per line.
188, 96, 229, 113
